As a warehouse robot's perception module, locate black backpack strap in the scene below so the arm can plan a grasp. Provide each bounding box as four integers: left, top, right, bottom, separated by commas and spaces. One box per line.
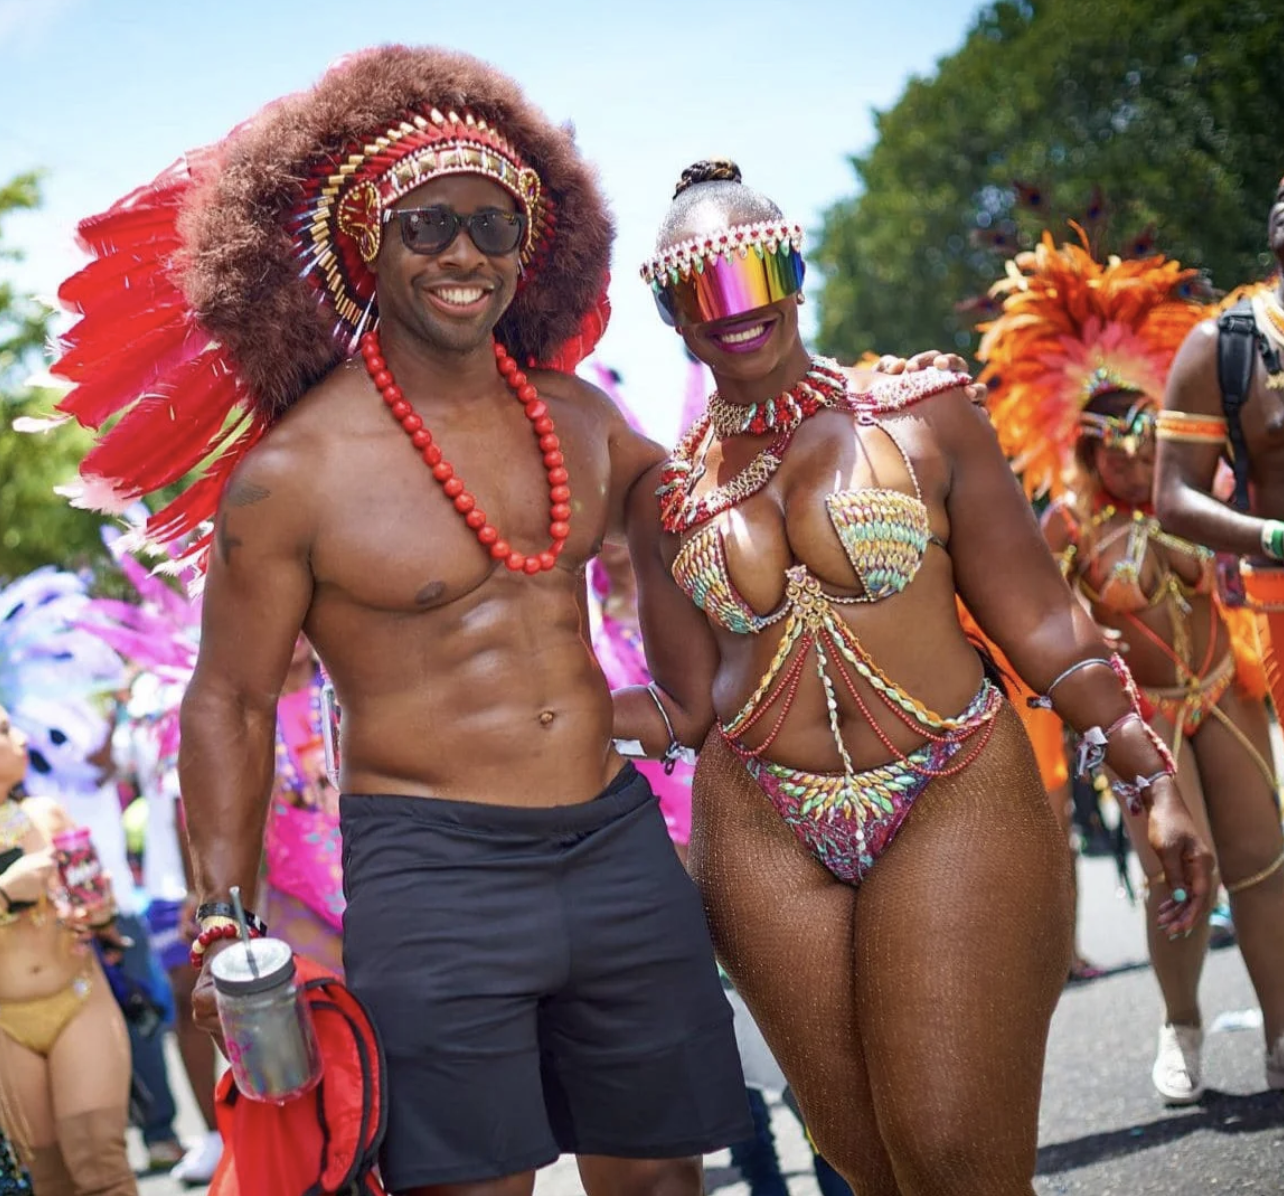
1216, 300, 1258, 513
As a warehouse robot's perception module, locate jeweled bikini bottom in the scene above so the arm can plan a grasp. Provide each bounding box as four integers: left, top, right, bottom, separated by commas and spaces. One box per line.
728, 684, 997, 885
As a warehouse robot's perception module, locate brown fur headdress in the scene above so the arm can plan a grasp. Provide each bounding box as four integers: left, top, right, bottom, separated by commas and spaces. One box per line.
50, 45, 613, 566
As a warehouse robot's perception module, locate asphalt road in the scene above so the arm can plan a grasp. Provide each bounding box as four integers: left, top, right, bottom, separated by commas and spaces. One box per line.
135, 855, 1283, 1196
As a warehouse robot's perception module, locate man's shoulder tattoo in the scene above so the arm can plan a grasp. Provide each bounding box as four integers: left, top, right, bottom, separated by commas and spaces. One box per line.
225, 479, 272, 507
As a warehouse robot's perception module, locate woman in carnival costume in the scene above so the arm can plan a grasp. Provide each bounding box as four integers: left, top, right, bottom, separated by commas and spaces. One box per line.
261, 633, 344, 974
979, 231, 1284, 1102
0, 571, 137, 1196
614, 160, 1213, 1194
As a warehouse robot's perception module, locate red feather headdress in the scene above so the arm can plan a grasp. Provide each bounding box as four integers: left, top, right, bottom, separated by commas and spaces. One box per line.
49, 45, 613, 570
977, 228, 1207, 499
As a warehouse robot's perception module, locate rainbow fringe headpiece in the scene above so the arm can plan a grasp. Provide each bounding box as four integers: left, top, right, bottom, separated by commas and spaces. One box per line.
977, 229, 1207, 498
641, 221, 805, 327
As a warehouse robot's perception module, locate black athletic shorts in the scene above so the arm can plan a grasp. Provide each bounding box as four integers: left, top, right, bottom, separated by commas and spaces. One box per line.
341, 764, 751, 1190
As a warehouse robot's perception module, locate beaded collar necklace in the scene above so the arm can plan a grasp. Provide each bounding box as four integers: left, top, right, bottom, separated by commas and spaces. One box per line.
657, 357, 852, 533
706, 357, 849, 439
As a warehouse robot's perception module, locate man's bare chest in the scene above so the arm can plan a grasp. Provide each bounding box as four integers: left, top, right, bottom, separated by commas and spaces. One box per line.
307, 416, 612, 611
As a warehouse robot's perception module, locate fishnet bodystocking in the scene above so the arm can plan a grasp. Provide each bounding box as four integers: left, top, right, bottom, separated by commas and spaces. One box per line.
691, 703, 1073, 1196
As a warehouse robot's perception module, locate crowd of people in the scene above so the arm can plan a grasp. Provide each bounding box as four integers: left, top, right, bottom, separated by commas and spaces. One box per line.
0, 41, 1280, 1196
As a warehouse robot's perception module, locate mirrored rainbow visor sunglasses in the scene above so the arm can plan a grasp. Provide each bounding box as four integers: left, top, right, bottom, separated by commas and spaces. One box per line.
642, 222, 807, 328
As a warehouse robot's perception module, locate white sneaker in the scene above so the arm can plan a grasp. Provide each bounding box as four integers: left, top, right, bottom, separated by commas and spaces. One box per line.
1152, 1023, 1204, 1104
1267, 1036, 1284, 1090
170, 1131, 223, 1186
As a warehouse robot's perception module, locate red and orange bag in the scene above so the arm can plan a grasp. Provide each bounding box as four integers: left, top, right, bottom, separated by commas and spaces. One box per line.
208, 955, 387, 1196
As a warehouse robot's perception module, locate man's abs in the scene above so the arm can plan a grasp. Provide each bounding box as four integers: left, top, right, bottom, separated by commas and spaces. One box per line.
309, 585, 622, 807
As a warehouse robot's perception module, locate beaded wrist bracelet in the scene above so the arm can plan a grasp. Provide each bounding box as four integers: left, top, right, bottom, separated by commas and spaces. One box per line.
189, 917, 264, 970
195, 902, 268, 937
1113, 770, 1174, 815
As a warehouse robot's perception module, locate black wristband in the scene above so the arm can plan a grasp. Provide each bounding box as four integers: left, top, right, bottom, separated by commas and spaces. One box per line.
195, 901, 268, 937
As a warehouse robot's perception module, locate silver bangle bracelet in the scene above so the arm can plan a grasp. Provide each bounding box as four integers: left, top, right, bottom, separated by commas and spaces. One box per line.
1027, 657, 1114, 711
646, 684, 691, 774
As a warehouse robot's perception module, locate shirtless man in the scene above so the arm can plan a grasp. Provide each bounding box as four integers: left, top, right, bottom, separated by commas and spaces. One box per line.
1156, 176, 1284, 705
1154, 174, 1284, 1089
54, 47, 752, 1196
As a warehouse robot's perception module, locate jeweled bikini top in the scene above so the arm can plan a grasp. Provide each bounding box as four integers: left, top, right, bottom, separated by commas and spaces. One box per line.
0, 799, 29, 854
668, 367, 996, 789
670, 369, 965, 635
1055, 499, 1215, 616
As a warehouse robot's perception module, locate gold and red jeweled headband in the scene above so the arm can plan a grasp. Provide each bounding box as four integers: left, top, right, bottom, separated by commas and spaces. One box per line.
1078, 393, 1156, 456
641, 221, 805, 327
293, 106, 549, 342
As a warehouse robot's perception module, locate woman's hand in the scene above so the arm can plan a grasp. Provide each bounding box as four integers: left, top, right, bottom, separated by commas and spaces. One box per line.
84, 870, 119, 925
1145, 777, 1215, 937
0, 848, 54, 904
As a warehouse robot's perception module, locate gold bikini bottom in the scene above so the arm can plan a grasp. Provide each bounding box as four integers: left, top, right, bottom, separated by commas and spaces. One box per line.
0, 968, 93, 1057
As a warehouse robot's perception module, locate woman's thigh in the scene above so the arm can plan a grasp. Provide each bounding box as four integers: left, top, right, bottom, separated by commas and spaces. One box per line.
853, 704, 1073, 1194
47, 959, 132, 1119
690, 732, 898, 1193
1192, 688, 1283, 883
0, 1028, 55, 1149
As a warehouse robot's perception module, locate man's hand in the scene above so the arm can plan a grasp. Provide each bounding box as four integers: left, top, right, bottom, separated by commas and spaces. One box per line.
872, 349, 987, 404
192, 939, 234, 1053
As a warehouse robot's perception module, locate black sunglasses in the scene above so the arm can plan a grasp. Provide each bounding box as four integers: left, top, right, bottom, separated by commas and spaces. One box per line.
385, 205, 527, 257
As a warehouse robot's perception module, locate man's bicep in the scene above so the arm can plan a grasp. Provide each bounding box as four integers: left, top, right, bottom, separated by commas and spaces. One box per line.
1162, 323, 1223, 416
194, 487, 314, 708
1157, 331, 1226, 498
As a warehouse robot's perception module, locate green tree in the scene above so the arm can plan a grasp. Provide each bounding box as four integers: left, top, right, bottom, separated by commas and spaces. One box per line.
0, 173, 115, 583
815, 0, 1284, 361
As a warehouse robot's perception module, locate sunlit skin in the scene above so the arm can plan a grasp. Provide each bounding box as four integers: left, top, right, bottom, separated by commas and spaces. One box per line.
1092, 437, 1155, 509
676, 296, 812, 399
376, 175, 522, 359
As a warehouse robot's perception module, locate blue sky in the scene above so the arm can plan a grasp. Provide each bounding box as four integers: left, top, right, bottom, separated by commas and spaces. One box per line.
0, 0, 984, 442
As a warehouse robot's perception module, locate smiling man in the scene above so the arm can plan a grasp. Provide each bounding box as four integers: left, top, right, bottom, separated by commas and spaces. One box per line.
51, 46, 752, 1196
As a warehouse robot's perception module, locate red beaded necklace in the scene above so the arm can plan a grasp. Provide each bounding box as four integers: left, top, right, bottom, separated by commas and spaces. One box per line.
360, 330, 570, 575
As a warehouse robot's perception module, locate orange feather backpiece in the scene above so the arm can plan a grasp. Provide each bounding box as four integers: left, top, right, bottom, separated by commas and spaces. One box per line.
977, 228, 1208, 499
